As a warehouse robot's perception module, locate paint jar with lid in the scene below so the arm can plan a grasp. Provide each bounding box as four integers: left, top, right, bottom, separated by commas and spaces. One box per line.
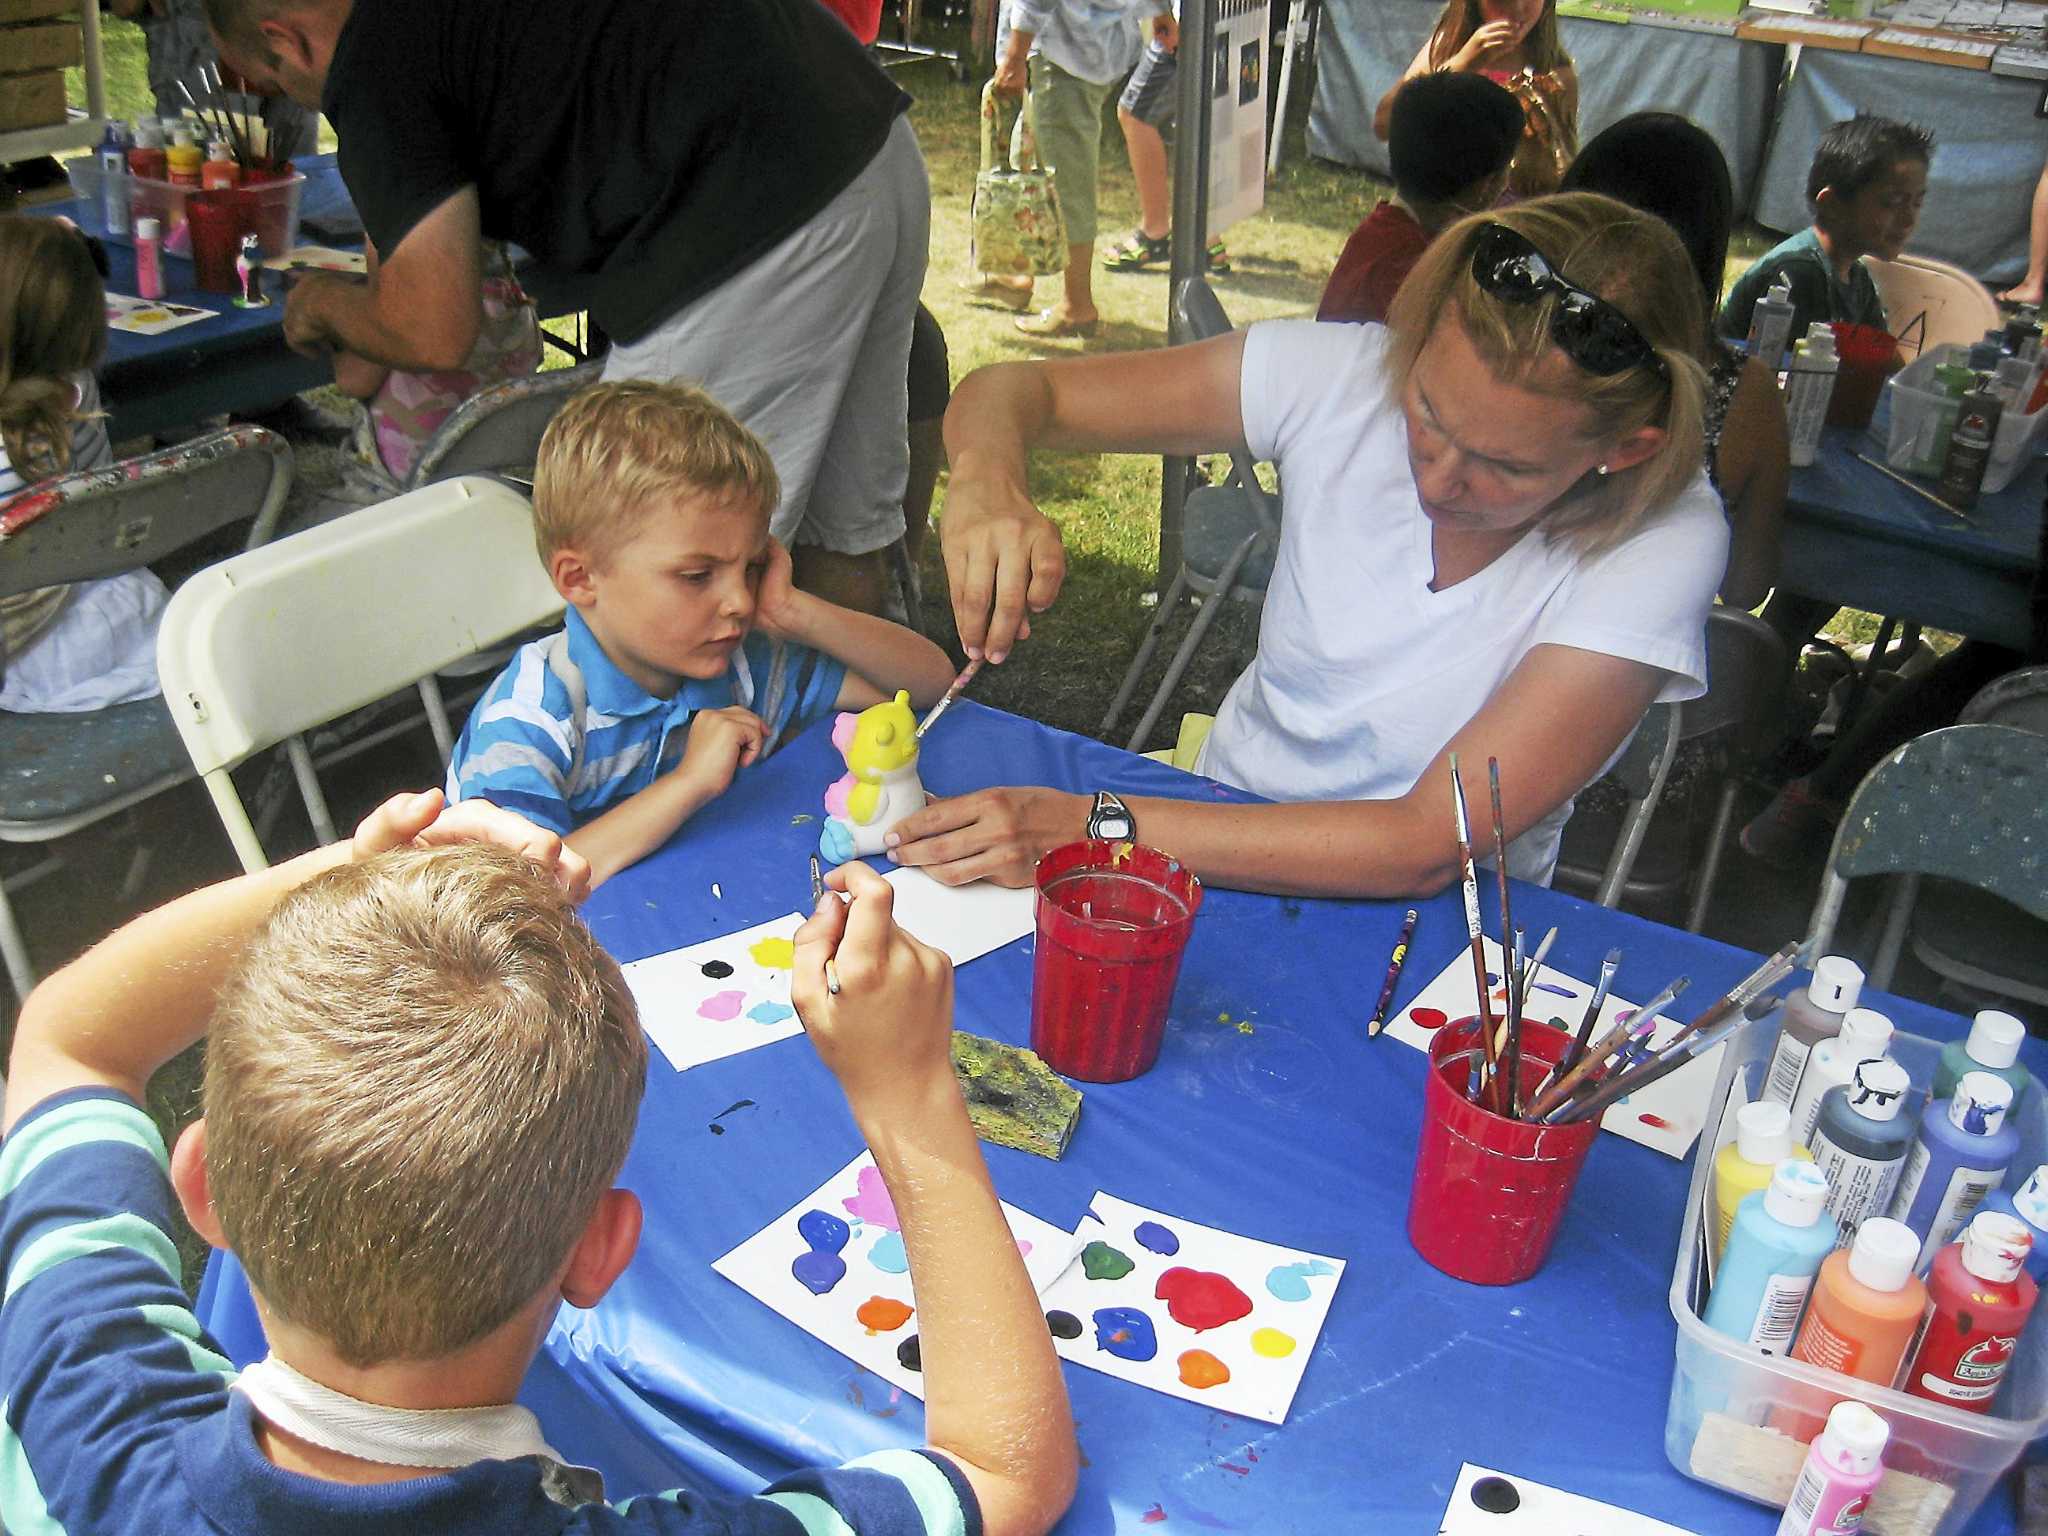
1982, 1166, 2048, 1284
1905, 1210, 2037, 1413
1889, 1070, 2018, 1268
1789, 1005, 1894, 1149
1931, 1009, 2030, 1107
1704, 1159, 1836, 1354
1761, 956, 1864, 1110
1713, 1099, 1811, 1261
1811, 1057, 1917, 1247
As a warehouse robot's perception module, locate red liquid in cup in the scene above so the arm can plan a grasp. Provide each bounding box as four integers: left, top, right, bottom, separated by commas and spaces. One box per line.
1828, 321, 1899, 430
186, 194, 248, 294
1029, 841, 1202, 1083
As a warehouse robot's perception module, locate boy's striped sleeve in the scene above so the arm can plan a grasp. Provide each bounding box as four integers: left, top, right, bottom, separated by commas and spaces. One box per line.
447, 644, 578, 834
606, 1445, 980, 1536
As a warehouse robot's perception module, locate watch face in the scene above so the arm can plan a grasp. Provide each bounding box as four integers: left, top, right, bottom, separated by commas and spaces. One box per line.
1095, 814, 1132, 842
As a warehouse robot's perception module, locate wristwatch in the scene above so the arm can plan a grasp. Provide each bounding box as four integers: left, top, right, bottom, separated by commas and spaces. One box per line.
1087, 789, 1135, 843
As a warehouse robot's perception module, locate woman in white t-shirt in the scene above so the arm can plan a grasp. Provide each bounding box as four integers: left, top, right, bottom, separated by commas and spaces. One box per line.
897, 193, 1729, 893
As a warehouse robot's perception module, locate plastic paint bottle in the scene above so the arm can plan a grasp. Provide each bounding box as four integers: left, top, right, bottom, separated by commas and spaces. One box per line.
1705, 1160, 1838, 1353
1904, 1210, 2037, 1413
1774, 1400, 1889, 1536
201, 139, 241, 191
1790, 1006, 1894, 1149
1938, 381, 2003, 513
127, 116, 168, 183
1785, 323, 1841, 469
1982, 1168, 2048, 1284
97, 121, 132, 237
166, 125, 203, 189
1762, 957, 1866, 1109
134, 217, 165, 302
1889, 1071, 2019, 1268
1932, 1010, 2030, 1107
1811, 1058, 1917, 1247
1715, 1100, 1813, 1260
1790, 1217, 1927, 1387
1747, 275, 1797, 372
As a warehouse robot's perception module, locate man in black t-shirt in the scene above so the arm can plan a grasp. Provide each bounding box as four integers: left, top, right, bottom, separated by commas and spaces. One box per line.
203, 0, 929, 611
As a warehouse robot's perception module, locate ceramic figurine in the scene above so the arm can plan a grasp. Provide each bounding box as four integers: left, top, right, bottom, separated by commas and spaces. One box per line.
820, 690, 924, 864
234, 234, 266, 308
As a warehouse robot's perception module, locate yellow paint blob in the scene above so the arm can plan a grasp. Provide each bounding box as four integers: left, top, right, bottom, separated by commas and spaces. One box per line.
1250, 1328, 1296, 1358
748, 937, 796, 969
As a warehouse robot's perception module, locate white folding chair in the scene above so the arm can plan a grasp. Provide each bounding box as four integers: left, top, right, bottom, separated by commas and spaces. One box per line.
1866, 254, 2001, 360
155, 476, 564, 872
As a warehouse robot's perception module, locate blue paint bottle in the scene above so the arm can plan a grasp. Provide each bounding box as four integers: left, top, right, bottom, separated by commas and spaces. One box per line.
1704, 1159, 1838, 1354
1983, 1166, 2048, 1285
1811, 1058, 1917, 1249
1890, 1071, 2020, 1268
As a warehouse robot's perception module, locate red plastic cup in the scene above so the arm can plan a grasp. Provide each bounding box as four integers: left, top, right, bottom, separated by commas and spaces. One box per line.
1029, 840, 1203, 1083
186, 193, 248, 294
1829, 321, 1900, 430
236, 162, 296, 258
1407, 1018, 1599, 1285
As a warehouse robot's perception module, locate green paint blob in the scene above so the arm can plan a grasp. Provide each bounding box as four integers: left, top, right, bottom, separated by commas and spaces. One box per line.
1082, 1240, 1135, 1281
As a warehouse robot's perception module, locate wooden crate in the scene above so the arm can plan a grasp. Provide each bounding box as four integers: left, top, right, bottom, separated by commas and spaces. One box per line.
0, 18, 82, 73
0, 0, 73, 25
0, 67, 63, 131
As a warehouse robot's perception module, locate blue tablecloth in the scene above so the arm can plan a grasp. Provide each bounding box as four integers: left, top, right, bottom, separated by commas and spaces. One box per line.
1754, 49, 2040, 286
195, 704, 2031, 1532
1305, 1, 1784, 214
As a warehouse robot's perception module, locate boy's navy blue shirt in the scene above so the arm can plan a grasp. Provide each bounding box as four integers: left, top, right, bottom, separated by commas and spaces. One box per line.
0, 1088, 978, 1535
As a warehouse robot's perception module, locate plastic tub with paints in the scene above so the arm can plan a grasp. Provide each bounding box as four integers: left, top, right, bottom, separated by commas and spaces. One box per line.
1883, 342, 2047, 497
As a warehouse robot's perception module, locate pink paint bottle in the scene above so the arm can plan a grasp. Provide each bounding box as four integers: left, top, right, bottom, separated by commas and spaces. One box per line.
134, 217, 165, 301
1775, 1400, 1889, 1535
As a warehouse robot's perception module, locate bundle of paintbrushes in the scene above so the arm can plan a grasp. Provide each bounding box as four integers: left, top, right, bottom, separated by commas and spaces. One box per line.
1446, 754, 1799, 1124
178, 64, 282, 175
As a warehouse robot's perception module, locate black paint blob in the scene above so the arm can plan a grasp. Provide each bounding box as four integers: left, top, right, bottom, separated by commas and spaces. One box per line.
1469, 1476, 1521, 1514
896, 1335, 922, 1372
1045, 1310, 1082, 1340
700, 960, 735, 980
707, 1099, 757, 1135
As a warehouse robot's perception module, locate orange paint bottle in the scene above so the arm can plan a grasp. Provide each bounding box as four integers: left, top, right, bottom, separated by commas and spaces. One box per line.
1790, 1216, 1927, 1387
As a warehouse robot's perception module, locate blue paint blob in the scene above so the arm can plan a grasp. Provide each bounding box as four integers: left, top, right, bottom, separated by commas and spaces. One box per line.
1133, 1220, 1181, 1256
1485, 971, 1500, 986
867, 1230, 909, 1274
796, 1209, 851, 1254
1092, 1306, 1159, 1362
1264, 1259, 1337, 1302
792, 1251, 847, 1295
747, 1000, 796, 1024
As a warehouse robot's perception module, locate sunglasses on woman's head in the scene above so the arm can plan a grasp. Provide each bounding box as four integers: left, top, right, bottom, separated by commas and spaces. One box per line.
1468, 222, 1667, 381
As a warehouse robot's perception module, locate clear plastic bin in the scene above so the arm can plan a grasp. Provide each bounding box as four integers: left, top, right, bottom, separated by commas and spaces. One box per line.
62, 157, 304, 263
1883, 342, 2047, 496
1667, 1022, 2048, 1536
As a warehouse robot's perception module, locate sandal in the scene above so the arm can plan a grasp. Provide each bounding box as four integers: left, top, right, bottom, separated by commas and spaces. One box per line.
1015, 308, 1100, 338
1103, 229, 1171, 271
1205, 239, 1232, 274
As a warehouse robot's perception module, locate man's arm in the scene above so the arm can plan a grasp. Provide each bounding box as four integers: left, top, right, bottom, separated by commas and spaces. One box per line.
283, 187, 484, 372
3, 793, 586, 1134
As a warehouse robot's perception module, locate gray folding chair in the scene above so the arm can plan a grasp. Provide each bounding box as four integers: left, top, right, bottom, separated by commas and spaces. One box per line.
1548, 701, 1683, 908
0, 425, 293, 998
1100, 276, 1279, 750
1799, 724, 2048, 993
406, 358, 605, 490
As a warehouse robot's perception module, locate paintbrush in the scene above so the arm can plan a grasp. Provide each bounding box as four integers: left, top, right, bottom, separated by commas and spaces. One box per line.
1558, 948, 1620, 1081
1520, 925, 1557, 997
916, 657, 984, 739
1448, 754, 1501, 1110
1365, 907, 1419, 1038
1669, 943, 1800, 1045
1526, 975, 1689, 1120
1853, 452, 1974, 522
1553, 991, 1785, 1125
1487, 759, 1523, 1114
809, 854, 842, 996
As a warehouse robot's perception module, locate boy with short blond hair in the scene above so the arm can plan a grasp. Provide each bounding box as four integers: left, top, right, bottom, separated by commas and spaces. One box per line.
449, 379, 954, 886
0, 791, 1078, 1536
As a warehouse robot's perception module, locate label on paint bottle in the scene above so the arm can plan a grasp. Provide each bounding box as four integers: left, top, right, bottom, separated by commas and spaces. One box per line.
1918, 1334, 2021, 1405
1749, 1272, 1817, 1352
1765, 1034, 1815, 1107
1795, 1312, 1864, 1377
1814, 1137, 1906, 1246
1782, 1462, 1826, 1531
1892, 1147, 2000, 1257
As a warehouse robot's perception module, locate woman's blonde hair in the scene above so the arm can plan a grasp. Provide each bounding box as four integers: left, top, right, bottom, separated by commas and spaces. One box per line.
1428, 0, 1569, 74
1382, 192, 1709, 552
0, 217, 105, 481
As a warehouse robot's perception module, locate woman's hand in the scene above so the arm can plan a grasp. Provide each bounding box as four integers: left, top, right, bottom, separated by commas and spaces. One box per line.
886, 788, 1091, 887
938, 466, 1066, 664
1449, 19, 1517, 69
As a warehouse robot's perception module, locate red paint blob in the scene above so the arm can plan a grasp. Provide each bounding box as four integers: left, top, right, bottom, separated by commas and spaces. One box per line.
1154, 1267, 1254, 1331
1638, 1113, 1672, 1131
1409, 1007, 1448, 1032
1141, 1506, 1167, 1525
1177, 1349, 1231, 1389
856, 1296, 914, 1334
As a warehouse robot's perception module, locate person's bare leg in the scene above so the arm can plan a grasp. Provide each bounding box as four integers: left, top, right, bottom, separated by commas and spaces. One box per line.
1119, 107, 1171, 241
902, 418, 944, 565
2001, 163, 2048, 308
792, 545, 893, 616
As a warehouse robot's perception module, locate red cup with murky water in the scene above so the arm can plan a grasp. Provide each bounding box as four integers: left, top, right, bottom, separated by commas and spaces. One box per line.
1828, 321, 1900, 430
1408, 1018, 1598, 1285
186, 192, 249, 294
1030, 840, 1203, 1083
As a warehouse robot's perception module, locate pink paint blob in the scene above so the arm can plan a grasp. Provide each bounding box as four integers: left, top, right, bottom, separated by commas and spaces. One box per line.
697, 990, 747, 1021
841, 1164, 901, 1231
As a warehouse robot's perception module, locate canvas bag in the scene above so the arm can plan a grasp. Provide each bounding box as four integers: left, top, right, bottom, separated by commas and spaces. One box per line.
971, 79, 1067, 278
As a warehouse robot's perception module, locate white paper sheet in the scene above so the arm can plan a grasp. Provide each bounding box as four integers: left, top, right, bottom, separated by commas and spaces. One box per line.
621, 912, 806, 1073
1386, 937, 1720, 1159
880, 866, 1035, 965
1439, 1464, 1700, 1534
104, 293, 217, 334
1039, 1193, 1343, 1425
712, 1151, 1078, 1398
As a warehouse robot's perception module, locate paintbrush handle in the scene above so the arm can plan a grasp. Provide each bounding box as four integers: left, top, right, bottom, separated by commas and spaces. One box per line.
1526, 1012, 1637, 1119
916, 658, 985, 738
1552, 1009, 1756, 1125
1853, 452, 1974, 521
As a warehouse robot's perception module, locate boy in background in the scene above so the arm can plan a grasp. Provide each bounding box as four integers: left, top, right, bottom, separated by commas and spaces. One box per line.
447, 380, 954, 886
1317, 73, 1523, 326
0, 790, 1078, 1536
1719, 114, 1933, 345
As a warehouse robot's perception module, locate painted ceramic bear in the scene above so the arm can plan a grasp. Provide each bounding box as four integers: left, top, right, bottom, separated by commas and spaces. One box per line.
820, 690, 925, 864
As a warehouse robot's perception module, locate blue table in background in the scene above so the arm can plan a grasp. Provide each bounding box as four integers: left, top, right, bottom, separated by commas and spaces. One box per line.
197, 705, 2033, 1533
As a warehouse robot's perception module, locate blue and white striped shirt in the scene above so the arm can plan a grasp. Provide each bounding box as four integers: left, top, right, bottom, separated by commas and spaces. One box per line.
447, 608, 845, 836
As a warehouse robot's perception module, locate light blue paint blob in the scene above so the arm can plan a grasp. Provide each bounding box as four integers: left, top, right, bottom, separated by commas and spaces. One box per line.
867, 1230, 909, 1274
796, 1209, 851, 1255
1092, 1306, 1159, 1362
1264, 1259, 1337, 1302
747, 1000, 796, 1024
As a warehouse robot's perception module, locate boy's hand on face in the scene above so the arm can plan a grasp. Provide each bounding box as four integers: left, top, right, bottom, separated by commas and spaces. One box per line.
749, 537, 804, 640
351, 789, 593, 899
792, 862, 958, 1117
676, 706, 768, 798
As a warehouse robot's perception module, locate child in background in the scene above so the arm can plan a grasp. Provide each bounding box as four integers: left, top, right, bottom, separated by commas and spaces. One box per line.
1719, 115, 1933, 347
0, 791, 1078, 1536
332, 239, 542, 489
446, 380, 954, 886
1319, 73, 1521, 326
1374, 0, 1578, 198
1099, 5, 1231, 275
0, 216, 170, 713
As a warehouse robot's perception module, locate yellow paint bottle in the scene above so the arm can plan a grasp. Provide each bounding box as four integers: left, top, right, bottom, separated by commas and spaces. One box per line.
1714, 1099, 1811, 1262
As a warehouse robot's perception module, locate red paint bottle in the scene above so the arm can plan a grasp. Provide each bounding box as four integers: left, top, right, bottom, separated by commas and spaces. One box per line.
1904, 1210, 2036, 1412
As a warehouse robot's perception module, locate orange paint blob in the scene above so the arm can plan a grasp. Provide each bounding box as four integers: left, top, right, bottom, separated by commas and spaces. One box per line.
856, 1296, 914, 1334
1177, 1349, 1231, 1389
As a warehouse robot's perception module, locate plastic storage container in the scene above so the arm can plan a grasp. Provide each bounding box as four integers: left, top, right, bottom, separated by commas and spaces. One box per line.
1667, 1019, 2048, 1536
63, 156, 304, 262
1883, 343, 2047, 496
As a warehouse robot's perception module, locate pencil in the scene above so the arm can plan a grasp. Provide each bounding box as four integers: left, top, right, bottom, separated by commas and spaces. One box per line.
809, 854, 842, 996
916, 657, 984, 739
1366, 908, 1420, 1038
1448, 755, 1500, 1110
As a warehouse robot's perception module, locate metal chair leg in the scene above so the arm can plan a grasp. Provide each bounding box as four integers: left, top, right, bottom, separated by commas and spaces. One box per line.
286, 734, 339, 846
1686, 778, 1741, 934
0, 879, 37, 1002
1101, 569, 1190, 739
1126, 533, 1261, 753
1869, 871, 1921, 992
418, 676, 456, 768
